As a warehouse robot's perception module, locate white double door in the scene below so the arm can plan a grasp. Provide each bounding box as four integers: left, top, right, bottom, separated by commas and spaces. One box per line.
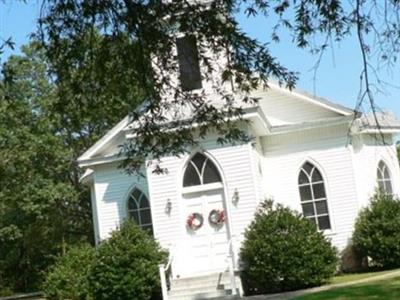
174, 188, 229, 278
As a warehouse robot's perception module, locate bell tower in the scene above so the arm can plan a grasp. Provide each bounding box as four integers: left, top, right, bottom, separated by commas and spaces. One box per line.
154, 0, 231, 99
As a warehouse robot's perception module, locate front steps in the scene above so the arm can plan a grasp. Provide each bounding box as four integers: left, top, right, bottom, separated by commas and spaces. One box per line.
168, 272, 242, 300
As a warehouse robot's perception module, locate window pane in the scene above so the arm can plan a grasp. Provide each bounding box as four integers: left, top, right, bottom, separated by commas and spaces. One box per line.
312, 183, 326, 199
378, 181, 385, 192
139, 195, 150, 209
128, 197, 138, 210
377, 169, 383, 180
385, 181, 393, 194
311, 169, 323, 182
298, 170, 309, 185
307, 217, 317, 228
176, 35, 202, 91
132, 189, 142, 201
191, 153, 206, 171
203, 160, 221, 184
140, 209, 152, 225
129, 210, 140, 225
299, 185, 312, 201
315, 200, 328, 215
183, 163, 201, 187
317, 216, 331, 230
301, 203, 315, 217
303, 162, 314, 175
384, 168, 390, 180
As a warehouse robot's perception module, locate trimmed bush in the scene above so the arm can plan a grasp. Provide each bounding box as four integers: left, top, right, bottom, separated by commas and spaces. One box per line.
0, 287, 13, 297
43, 244, 95, 300
353, 193, 400, 268
339, 244, 365, 273
88, 220, 167, 300
240, 200, 338, 294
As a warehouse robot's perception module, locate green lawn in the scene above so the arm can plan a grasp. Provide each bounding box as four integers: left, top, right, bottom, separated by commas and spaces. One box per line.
330, 269, 398, 285
294, 276, 400, 300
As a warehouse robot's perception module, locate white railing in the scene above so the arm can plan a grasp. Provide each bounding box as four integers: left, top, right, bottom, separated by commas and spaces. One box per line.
159, 237, 239, 300
159, 244, 176, 300
226, 236, 238, 297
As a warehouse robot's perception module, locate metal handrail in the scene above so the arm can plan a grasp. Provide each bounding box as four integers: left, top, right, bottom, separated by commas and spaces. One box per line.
165, 244, 175, 271
160, 236, 239, 300
159, 243, 176, 300
226, 235, 238, 296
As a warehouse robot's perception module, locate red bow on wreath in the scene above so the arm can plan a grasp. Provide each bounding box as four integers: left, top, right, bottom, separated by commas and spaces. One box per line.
209, 209, 226, 226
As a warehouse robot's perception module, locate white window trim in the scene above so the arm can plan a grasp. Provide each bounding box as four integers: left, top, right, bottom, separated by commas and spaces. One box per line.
182, 182, 223, 194
182, 153, 222, 189
298, 162, 333, 232
377, 160, 393, 194
126, 188, 153, 232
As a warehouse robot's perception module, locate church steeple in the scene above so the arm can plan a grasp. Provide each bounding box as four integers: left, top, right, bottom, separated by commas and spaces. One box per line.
153, 0, 231, 99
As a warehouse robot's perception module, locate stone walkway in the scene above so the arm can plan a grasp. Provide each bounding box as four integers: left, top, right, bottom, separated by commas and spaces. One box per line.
244, 269, 400, 300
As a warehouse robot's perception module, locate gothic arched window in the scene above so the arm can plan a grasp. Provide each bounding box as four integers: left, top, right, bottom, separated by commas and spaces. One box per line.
183, 153, 222, 187
127, 188, 153, 234
377, 161, 393, 194
298, 162, 331, 230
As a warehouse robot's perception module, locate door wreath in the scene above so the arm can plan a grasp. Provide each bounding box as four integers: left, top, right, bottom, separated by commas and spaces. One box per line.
186, 212, 204, 231
208, 209, 226, 226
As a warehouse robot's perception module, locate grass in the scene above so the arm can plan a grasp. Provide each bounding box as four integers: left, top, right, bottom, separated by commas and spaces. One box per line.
294, 276, 400, 300
330, 269, 398, 284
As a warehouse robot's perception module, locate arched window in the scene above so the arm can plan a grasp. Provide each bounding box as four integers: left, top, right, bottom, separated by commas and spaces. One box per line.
127, 188, 153, 234
377, 161, 392, 194
298, 162, 331, 230
183, 153, 222, 187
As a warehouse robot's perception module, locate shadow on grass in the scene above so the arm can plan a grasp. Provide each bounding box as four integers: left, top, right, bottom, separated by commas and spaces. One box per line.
294, 277, 400, 300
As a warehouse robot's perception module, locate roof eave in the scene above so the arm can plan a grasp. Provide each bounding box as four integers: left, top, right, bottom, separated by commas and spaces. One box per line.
269, 115, 354, 135
77, 115, 131, 162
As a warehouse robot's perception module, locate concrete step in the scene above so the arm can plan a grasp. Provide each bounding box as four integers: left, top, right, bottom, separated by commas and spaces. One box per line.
171, 272, 232, 289
169, 285, 227, 297
168, 272, 241, 300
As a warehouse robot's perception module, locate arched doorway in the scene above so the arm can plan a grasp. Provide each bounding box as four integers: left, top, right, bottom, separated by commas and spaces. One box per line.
176, 152, 230, 278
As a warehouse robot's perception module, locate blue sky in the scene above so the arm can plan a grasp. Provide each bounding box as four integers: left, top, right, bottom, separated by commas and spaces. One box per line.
1, 1, 399, 116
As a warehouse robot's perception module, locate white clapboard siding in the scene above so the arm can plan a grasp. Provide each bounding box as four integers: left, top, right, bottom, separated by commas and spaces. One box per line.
258, 89, 340, 126
90, 120, 400, 260
146, 140, 259, 265
261, 124, 359, 250
351, 134, 400, 208
93, 163, 149, 240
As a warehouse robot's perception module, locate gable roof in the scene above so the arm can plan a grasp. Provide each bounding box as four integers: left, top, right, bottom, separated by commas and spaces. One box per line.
78, 115, 130, 162
357, 111, 400, 133
77, 85, 381, 165
264, 82, 354, 116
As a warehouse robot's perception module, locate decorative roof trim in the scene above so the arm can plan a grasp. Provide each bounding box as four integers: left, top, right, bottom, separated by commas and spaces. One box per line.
264, 82, 355, 116
77, 115, 130, 162
269, 115, 355, 135
78, 154, 123, 168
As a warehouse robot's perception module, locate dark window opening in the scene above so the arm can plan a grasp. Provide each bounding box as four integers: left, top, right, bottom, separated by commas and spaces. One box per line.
176, 35, 202, 91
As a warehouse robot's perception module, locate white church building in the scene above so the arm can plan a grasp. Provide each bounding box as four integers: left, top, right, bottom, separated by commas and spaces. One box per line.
78, 31, 400, 299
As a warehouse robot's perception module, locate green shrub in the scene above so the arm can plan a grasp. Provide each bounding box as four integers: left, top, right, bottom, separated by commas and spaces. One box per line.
353, 193, 400, 268
0, 287, 13, 297
88, 220, 167, 300
43, 243, 95, 300
240, 200, 338, 294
